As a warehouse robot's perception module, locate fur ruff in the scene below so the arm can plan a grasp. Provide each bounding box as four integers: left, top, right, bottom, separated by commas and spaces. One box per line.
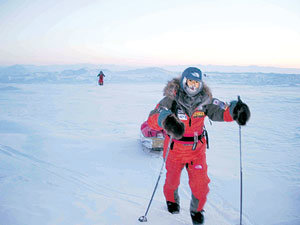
163, 78, 213, 115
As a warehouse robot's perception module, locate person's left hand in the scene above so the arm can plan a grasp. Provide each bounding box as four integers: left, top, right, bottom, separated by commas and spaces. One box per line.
233, 100, 251, 126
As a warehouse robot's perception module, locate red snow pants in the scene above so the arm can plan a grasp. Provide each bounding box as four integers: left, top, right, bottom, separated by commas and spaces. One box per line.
98, 77, 103, 85
163, 136, 210, 212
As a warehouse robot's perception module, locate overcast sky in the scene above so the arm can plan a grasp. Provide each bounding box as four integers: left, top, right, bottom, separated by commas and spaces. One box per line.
0, 0, 299, 68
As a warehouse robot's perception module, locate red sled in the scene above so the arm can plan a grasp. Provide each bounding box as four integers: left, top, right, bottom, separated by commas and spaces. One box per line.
140, 121, 165, 151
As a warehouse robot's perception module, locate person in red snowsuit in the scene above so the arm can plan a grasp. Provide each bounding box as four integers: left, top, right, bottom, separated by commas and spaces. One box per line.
97, 71, 105, 85
147, 67, 250, 224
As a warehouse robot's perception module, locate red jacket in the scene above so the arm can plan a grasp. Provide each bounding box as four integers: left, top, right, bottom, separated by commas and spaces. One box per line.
147, 78, 234, 161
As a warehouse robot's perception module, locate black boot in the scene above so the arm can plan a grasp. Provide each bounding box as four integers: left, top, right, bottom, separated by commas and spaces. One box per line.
190, 210, 204, 225
166, 201, 180, 214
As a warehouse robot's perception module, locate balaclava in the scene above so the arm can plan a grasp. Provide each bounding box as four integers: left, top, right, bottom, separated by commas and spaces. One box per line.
180, 67, 203, 97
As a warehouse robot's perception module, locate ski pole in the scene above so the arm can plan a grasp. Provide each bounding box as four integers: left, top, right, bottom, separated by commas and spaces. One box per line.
138, 136, 173, 222
237, 95, 243, 225
239, 124, 243, 225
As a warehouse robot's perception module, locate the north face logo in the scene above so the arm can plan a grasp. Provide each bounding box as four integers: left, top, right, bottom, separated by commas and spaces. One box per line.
194, 165, 202, 169
191, 72, 200, 78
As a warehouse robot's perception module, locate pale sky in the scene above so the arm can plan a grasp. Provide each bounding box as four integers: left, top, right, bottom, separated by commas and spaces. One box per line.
0, 0, 299, 68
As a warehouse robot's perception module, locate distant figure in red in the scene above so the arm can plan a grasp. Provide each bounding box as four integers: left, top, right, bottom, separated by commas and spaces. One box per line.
97, 71, 105, 85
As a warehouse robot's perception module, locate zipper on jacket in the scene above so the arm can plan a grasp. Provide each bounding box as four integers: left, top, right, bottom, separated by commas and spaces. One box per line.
189, 118, 192, 127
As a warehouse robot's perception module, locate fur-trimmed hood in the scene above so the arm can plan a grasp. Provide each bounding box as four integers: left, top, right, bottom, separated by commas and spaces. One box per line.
163, 78, 212, 100
163, 78, 213, 116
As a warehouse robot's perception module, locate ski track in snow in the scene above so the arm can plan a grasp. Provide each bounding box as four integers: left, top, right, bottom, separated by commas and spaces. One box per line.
0, 143, 193, 225
0, 142, 171, 206
0, 80, 299, 225
0, 142, 241, 225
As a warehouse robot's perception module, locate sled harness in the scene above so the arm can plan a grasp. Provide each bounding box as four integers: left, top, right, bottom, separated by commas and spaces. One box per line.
168, 127, 209, 150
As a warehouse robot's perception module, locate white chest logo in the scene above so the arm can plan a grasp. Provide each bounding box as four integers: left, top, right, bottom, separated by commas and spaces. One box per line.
178, 113, 188, 120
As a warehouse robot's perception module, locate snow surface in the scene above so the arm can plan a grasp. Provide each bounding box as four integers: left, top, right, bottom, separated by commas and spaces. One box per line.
0, 72, 300, 225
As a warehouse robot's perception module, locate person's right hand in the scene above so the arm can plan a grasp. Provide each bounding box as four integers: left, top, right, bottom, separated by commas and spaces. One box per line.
162, 114, 185, 139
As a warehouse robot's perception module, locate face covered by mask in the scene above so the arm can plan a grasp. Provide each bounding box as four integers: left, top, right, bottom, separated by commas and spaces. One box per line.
184, 78, 202, 96
177, 67, 208, 116
180, 67, 203, 97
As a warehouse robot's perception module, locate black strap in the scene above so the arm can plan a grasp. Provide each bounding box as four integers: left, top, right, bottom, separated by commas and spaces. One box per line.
170, 141, 174, 150
204, 129, 209, 149
176, 133, 205, 142
167, 129, 209, 150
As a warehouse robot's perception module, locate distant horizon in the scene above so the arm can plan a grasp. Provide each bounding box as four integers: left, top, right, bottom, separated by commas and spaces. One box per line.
1, 62, 300, 72
1, 62, 300, 74
1, 62, 300, 69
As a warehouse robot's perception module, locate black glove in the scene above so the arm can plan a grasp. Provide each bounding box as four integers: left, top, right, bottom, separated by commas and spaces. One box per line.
233, 97, 251, 126
162, 114, 185, 139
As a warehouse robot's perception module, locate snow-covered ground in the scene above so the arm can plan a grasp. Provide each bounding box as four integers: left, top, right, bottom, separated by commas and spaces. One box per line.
0, 73, 299, 225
